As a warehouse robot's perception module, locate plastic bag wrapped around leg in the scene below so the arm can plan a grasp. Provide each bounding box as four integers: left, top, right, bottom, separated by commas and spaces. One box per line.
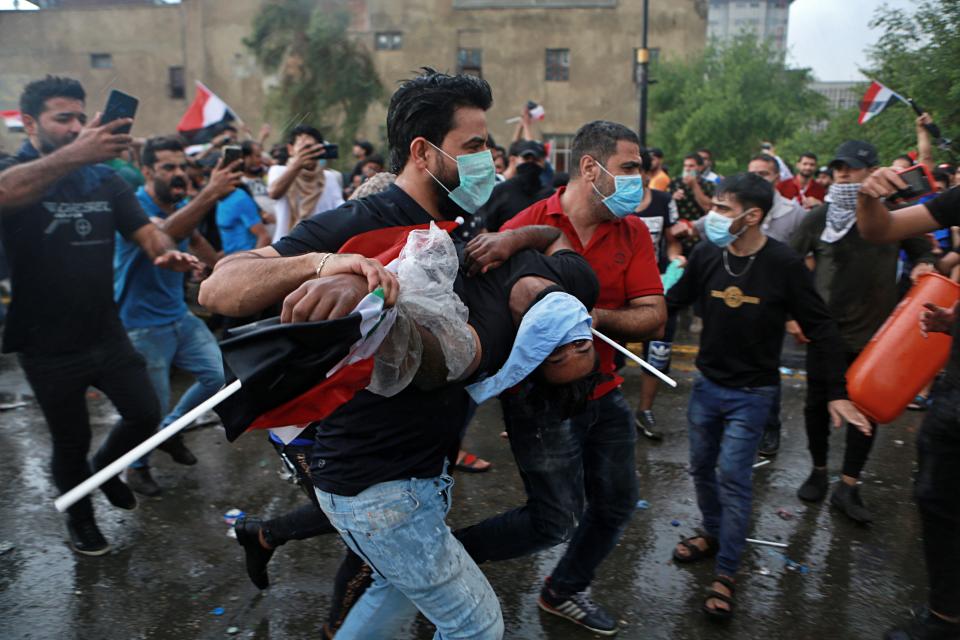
368, 223, 475, 396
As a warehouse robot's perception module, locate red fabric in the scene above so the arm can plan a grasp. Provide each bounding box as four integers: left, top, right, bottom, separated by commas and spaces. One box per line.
176, 83, 211, 132
858, 81, 884, 125
777, 178, 825, 205
502, 187, 663, 398
247, 358, 375, 431
338, 221, 460, 264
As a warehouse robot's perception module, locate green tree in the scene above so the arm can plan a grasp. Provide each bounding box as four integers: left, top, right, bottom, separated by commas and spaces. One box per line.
245, 0, 383, 163
782, 0, 960, 167
649, 34, 827, 176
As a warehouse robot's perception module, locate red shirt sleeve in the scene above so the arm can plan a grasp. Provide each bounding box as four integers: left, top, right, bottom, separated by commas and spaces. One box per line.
624, 217, 664, 300
777, 179, 800, 201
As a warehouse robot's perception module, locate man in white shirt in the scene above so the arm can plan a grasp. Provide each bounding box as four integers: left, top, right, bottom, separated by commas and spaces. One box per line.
267, 125, 344, 242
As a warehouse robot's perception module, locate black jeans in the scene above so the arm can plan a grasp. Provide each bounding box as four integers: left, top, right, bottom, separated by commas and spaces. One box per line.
456, 388, 638, 595
916, 383, 960, 618
804, 351, 876, 477
18, 335, 161, 522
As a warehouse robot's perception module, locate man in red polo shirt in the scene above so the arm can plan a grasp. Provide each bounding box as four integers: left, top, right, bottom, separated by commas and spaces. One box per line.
457, 120, 665, 636
777, 152, 826, 209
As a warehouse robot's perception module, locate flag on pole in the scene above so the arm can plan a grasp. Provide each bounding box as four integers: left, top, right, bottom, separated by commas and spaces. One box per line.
859, 81, 906, 125
214, 220, 460, 441
1, 110, 23, 131
177, 81, 238, 142
214, 290, 396, 442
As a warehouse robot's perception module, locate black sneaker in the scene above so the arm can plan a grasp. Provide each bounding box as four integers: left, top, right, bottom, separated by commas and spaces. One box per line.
125, 467, 162, 497
797, 467, 828, 502
758, 428, 780, 457
885, 605, 960, 640
157, 434, 198, 466
234, 516, 275, 590
538, 581, 619, 636
91, 461, 137, 510
67, 519, 110, 556
635, 410, 664, 441
830, 481, 873, 524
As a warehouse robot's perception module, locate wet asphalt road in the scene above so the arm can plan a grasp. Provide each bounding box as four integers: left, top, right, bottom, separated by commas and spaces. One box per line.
0, 337, 928, 640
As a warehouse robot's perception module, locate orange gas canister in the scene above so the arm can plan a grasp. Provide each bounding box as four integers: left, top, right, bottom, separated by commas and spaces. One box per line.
847, 273, 959, 423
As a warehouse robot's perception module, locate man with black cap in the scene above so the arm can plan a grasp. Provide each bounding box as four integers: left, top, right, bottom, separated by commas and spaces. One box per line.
475, 139, 553, 233
789, 140, 936, 523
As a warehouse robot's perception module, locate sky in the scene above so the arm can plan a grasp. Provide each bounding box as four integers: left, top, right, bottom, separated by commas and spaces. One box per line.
0, 0, 918, 83
786, 0, 918, 82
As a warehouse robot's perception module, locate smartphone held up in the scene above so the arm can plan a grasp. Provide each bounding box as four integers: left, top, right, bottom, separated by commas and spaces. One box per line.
101, 89, 138, 134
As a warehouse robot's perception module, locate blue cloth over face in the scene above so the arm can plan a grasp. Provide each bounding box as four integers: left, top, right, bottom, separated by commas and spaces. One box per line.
466, 291, 592, 404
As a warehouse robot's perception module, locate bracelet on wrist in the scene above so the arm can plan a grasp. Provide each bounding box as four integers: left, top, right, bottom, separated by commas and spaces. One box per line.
316, 252, 333, 278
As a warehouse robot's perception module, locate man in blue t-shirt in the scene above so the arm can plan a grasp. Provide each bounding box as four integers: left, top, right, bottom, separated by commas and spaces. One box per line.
216, 179, 269, 254
114, 135, 242, 495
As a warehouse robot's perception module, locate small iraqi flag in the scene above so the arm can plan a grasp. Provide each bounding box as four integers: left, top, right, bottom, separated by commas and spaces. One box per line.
1, 110, 23, 132
177, 81, 238, 143
858, 81, 906, 125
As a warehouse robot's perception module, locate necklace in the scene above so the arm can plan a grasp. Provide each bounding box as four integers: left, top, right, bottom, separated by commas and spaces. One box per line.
722, 249, 756, 278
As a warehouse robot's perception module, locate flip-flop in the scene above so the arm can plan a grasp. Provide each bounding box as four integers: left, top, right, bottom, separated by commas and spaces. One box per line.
455, 451, 492, 473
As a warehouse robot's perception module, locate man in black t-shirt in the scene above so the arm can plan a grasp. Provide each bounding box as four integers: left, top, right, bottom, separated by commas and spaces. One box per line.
473, 140, 554, 235
0, 76, 197, 556
667, 173, 868, 620
201, 68, 516, 639
856, 172, 960, 640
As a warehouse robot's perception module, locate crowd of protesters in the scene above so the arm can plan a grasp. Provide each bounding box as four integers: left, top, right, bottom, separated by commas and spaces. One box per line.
0, 71, 958, 640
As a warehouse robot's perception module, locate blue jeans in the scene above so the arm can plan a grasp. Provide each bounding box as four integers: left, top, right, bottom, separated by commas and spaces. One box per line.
456, 388, 639, 596
687, 374, 777, 576
126, 313, 224, 467
315, 469, 503, 640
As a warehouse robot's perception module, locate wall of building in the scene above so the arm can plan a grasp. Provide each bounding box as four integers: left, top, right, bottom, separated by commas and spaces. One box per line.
1, 0, 707, 166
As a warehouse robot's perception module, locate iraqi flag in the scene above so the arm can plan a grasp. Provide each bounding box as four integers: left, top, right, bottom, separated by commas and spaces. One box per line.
214, 289, 397, 442
213, 220, 460, 442
177, 81, 237, 143
1, 110, 23, 132
859, 81, 906, 125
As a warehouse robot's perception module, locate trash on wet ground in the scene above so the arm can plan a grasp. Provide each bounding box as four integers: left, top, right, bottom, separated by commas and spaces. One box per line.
753, 459, 772, 469
776, 508, 795, 520
635, 500, 650, 510
671, 519, 681, 527
757, 566, 773, 576
0, 401, 28, 410
894, 440, 905, 446
223, 509, 244, 526
746, 537, 788, 548
211, 607, 225, 616
781, 555, 810, 574
226, 627, 240, 635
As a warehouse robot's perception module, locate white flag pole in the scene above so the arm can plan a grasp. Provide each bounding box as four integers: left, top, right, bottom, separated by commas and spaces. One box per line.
54, 380, 242, 513
591, 329, 677, 388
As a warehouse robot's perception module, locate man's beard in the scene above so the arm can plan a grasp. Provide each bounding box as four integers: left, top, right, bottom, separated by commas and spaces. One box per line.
36, 127, 76, 154
154, 176, 187, 204
430, 160, 468, 220
799, 168, 815, 178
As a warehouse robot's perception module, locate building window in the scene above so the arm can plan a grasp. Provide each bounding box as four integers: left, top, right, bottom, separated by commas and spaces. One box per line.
457, 48, 483, 77
90, 53, 113, 69
375, 32, 403, 50
545, 134, 574, 173
169, 66, 185, 100
545, 48, 570, 82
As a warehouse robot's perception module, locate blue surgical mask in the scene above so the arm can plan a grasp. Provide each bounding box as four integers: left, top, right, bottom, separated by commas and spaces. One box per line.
426, 143, 496, 213
592, 162, 645, 218
703, 209, 750, 247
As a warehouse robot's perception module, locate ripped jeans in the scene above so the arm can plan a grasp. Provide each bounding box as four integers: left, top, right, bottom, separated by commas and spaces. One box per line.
315, 467, 503, 640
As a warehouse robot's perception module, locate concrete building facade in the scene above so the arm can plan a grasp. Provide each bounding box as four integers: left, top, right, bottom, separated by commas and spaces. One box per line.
0, 0, 708, 172
706, 0, 791, 55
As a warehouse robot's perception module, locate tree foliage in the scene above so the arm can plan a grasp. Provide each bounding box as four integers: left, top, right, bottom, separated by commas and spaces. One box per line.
649, 34, 827, 176
245, 0, 383, 158
782, 0, 960, 168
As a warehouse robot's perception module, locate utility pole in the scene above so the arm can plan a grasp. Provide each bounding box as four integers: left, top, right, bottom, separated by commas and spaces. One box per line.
636, 0, 650, 147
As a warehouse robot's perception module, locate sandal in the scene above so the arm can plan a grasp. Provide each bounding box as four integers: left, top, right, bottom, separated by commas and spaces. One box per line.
703, 575, 735, 620
455, 450, 492, 473
672, 534, 719, 564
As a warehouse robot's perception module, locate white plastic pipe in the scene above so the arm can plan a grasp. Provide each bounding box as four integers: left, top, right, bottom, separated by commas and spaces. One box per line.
591, 329, 678, 388
746, 538, 788, 548
54, 380, 242, 513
